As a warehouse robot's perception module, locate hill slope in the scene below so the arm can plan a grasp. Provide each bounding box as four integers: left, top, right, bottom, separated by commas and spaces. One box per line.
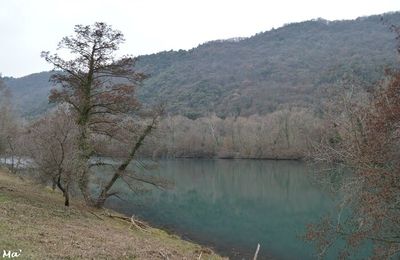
4, 12, 400, 117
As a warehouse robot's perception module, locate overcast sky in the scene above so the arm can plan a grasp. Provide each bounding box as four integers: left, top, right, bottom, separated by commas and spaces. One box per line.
0, 0, 399, 77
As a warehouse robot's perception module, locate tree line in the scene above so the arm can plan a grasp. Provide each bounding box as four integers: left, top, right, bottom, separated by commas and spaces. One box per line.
137, 109, 324, 159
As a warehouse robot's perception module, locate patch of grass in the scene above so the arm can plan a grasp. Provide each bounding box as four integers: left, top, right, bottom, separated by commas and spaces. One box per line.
0, 193, 10, 203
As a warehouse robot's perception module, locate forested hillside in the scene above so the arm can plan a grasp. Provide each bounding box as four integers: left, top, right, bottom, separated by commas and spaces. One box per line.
4, 12, 400, 117
3, 72, 54, 116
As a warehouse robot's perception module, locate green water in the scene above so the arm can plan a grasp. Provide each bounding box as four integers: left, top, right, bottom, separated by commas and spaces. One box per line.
104, 159, 336, 259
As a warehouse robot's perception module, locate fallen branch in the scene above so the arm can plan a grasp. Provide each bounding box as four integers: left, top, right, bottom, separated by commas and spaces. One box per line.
158, 250, 170, 260
89, 211, 104, 220
253, 243, 260, 260
104, 212, 149, 231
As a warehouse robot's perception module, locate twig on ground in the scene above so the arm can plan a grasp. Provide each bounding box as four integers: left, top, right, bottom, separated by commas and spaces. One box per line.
158, 250, 170, 260
89, 211, 104, 220
104, 212, 149, 232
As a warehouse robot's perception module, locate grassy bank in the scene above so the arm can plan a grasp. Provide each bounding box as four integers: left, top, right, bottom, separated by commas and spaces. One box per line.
0, 169, 225, 259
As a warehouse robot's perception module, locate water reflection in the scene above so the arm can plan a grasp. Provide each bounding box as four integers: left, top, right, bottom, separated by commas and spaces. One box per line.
105, 159, 336, 259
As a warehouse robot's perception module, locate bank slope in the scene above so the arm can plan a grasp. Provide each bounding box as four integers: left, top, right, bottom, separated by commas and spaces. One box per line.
0, 169, 224, 259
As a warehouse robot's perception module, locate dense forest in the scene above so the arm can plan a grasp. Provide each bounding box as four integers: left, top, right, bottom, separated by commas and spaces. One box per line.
4, 12, 400, 118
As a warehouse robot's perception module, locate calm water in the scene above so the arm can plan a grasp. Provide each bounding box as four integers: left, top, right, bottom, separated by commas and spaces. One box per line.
103, 159, 336, 259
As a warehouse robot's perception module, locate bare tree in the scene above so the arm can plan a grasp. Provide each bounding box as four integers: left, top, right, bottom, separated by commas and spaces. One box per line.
305, 60, 400, 258
25, 107, 78, 206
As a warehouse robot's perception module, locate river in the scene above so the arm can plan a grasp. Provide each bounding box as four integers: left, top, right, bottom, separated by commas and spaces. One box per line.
100, 159, 338, 259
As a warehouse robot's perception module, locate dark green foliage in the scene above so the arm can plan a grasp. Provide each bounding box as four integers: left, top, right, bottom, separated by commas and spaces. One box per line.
5, 12, 400, 117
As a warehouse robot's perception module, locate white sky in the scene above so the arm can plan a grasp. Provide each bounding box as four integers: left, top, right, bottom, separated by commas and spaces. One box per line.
0, 0, 399, 77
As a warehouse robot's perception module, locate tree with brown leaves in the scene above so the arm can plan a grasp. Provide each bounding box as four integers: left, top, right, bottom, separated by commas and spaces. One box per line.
306, 30, 400, 259
42, 22, 162, 207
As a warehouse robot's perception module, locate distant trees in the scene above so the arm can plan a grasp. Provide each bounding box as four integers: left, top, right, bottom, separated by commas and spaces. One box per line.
0, 77, 10, 155
132, 13, 400, 118
138, 108, 323, 159
0, 77, 20, 173
42, 22, 162, 207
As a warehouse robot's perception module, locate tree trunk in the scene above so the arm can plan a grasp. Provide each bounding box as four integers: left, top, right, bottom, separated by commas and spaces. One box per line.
94, 120, 156, 208
64, 189, 70, 207
56, 176, 70, 207
77, 124, 93, 205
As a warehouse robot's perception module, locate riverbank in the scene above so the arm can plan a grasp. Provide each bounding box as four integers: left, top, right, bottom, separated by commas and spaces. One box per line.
0, 169, 224, 259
